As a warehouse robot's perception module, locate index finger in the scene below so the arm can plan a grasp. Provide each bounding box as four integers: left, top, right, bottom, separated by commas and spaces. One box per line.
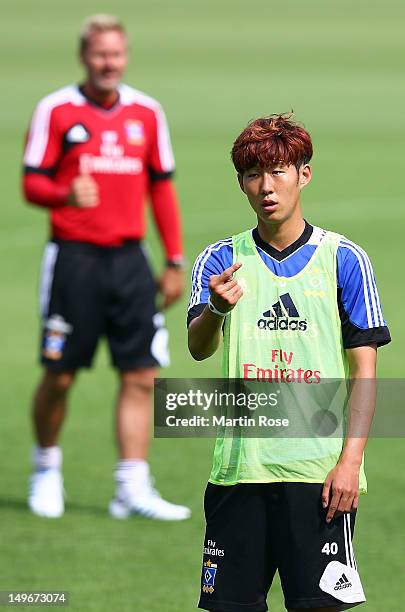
326, 490, 342, 523
322, 479, 331, 509
219, 262, 242, 282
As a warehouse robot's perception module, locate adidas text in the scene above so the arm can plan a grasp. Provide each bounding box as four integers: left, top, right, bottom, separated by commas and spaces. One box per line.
334, 574, 352, 591
257, 317, 308, 332
334, 582, 352, 590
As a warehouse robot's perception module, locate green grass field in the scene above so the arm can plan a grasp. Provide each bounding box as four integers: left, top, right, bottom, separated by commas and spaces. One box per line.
1, 0, 404, 610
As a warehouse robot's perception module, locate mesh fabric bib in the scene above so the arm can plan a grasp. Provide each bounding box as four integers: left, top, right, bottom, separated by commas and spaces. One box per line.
210, 229, 366, 492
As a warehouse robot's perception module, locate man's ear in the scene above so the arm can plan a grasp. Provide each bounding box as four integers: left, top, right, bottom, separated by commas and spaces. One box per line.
237, 173, 245, 193
299, 164, 312, 189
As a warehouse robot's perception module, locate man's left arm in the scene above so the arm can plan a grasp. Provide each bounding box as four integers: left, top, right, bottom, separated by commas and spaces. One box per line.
322, 345, 377, 523
322, 240, 392, 522
148, 105, 184, 308
150, 179, 184, 308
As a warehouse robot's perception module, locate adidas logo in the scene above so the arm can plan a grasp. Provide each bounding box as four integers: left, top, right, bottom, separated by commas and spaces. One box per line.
334, 573, 352, 591
257, 293, 308, 332
65, 123, 90, 144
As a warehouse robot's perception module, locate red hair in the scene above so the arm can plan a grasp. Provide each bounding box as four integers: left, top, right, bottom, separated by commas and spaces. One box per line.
231, 114, 313, 174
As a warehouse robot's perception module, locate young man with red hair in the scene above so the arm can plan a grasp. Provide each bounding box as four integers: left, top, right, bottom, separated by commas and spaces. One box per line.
24, 14, 190, 521
188, 115, 390, 611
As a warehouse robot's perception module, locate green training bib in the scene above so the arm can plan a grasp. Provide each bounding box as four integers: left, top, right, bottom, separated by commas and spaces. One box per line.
210, 229, 366, 492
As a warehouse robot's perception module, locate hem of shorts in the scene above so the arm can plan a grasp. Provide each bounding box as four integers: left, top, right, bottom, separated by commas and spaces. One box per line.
285, 595, 366, 609
198, 596, 267, 612
41, 358, 161, 372
208, 477, 367, 494
112, 358, 160, 371
41, 359, 89, 371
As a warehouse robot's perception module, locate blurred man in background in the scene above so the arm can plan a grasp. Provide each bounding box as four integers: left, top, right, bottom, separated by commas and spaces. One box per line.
23, 14, 190, 521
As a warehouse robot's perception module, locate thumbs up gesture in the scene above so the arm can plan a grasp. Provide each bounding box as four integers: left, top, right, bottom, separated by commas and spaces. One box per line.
67, 171, 99, 208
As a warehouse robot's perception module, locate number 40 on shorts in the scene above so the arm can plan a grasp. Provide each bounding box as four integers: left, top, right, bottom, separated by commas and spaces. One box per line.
322, 542, 338, 555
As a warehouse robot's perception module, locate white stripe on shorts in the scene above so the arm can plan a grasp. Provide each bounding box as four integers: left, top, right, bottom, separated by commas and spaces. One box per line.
343, 513, 355, 569
346, 513, 357, 570
39, 242, 59, 319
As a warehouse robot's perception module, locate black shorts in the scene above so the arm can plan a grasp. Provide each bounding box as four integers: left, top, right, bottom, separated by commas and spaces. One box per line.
198, 483, 365, 611
38, 239, 169, 371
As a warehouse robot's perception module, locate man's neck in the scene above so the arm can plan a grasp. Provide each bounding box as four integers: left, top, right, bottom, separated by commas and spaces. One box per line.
81, 82, 119, 109
257, 214, 306, 252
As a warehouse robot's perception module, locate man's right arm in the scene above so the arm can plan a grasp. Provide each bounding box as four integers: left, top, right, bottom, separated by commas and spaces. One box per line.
23, 173, 99, 209
23, 173, 70, 208
188, 263, 243, 360
23, 98, 98, 209
23, 98, 65, 208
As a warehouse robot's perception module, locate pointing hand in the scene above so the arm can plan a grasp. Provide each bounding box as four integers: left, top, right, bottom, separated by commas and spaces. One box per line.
208, 262, 243, 314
